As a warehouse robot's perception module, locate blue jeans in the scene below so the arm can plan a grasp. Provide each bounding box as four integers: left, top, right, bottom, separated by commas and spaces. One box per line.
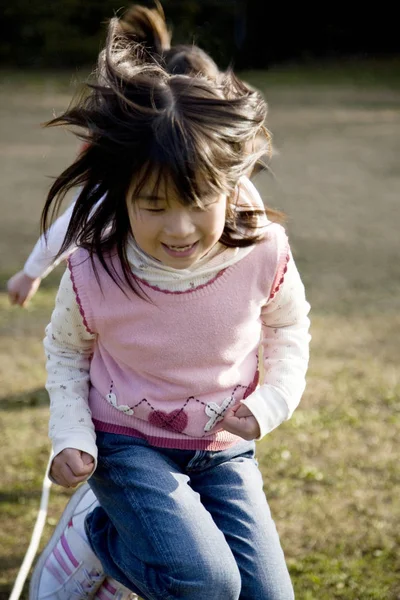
86, 432, 294, 600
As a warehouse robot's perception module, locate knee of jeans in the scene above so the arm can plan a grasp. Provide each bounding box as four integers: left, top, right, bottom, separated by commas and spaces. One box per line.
166, 553, 241, 599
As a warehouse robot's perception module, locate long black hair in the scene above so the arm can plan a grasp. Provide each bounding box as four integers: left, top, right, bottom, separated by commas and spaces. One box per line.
42, 7, 272, 290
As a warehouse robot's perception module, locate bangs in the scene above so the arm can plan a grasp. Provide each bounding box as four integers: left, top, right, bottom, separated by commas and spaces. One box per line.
127, 146, 231, 210
121, 81, 238, 209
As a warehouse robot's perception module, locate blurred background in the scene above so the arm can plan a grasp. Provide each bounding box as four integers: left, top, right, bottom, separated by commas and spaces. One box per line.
0, 2, 399, 599
1, 0, 399, 70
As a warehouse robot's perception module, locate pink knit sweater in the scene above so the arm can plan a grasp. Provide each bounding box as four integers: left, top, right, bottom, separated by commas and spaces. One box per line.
69, 224, 289, 450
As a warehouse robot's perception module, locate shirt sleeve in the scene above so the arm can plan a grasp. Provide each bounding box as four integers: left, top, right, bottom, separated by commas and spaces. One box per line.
24, 198, 78, 279
241, 251, 311, 439
44, 267, 98, 468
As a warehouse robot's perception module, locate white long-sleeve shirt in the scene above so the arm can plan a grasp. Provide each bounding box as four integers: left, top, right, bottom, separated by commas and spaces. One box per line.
24, 200, 77, 279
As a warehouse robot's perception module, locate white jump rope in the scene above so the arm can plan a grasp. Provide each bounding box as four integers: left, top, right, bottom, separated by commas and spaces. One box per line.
8, 452, 53, 600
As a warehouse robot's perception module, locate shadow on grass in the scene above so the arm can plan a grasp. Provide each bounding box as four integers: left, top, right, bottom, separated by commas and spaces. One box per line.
0, 489, 45, 504
0, 387, 48, 411
0, 579, 30, 600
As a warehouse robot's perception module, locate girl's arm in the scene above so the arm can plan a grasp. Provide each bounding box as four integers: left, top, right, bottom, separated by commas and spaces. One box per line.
7, 271, 41, 307
44, 268, 98, 481
223, 253, 310, 439
24, 199, 78, 280
25, 137, 91, 280
243, 253, 310, 437
8, 190, 107, 306
7, 193, 79, 307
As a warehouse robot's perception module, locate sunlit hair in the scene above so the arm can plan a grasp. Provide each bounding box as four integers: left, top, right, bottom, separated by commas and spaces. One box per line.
119, 1, 171, 57
118, 3, 220, 80
116, 3, 273, 177
42, 12, 273, 290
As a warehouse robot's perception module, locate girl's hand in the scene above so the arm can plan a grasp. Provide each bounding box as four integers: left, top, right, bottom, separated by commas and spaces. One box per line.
50, 448, 95, 488
222, 403, 260, 441
7, 270, 41, 307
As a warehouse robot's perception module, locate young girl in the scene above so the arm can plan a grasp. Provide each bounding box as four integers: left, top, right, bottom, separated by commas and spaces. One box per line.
30, 10, 310, 600
6, 2, 227, 308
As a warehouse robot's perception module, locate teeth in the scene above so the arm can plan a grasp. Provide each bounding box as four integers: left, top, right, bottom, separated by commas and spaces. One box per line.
168, 244, 193, 251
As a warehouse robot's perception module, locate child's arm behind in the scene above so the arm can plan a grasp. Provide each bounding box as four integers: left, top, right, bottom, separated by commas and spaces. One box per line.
7, 200, 78, 306
24, 201, 77, 280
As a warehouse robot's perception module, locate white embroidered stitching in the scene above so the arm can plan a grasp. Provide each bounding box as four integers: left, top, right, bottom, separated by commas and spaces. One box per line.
204, 396, 233, 432
106, 387, 134, 415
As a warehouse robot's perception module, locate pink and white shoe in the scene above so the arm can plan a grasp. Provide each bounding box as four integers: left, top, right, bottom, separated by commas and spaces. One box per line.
94, 577, 140, 600
29, 483, 104, 599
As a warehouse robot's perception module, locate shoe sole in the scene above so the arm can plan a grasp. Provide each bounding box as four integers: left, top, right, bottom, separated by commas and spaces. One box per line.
29, 483, 94, 600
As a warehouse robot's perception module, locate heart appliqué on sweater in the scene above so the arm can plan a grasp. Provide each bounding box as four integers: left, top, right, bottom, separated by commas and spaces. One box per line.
148, 409, 188, 433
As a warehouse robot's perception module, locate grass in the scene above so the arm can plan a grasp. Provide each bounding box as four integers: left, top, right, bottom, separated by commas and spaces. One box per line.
1, 61, 400, 598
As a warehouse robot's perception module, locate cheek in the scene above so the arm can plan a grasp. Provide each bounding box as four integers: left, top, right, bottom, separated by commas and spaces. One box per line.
128, 209, 147, 242
128, 216, 139, 239
127, 204, 137, 226
128, 206, 147, 229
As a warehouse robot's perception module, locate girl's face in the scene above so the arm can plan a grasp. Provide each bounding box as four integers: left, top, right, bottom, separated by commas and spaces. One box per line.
126, 174, 228, 269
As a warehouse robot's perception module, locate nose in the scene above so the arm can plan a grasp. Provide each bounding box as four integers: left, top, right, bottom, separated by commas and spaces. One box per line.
164, 207, 196, 238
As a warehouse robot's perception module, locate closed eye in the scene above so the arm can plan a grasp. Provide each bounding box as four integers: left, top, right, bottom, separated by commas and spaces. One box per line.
191, 200, 217, 212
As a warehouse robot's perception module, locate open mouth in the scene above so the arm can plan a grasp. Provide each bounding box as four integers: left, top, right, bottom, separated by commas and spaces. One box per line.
161, 241, 198, 257
167, 243, 194, 252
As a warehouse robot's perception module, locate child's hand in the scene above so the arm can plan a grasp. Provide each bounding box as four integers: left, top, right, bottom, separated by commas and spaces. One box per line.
50, 448, 95, 488
222, 403, 260, 441
7, 270, 41, 307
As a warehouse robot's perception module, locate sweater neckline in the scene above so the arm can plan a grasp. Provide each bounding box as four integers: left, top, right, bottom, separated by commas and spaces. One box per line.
130, 243, 261, 302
